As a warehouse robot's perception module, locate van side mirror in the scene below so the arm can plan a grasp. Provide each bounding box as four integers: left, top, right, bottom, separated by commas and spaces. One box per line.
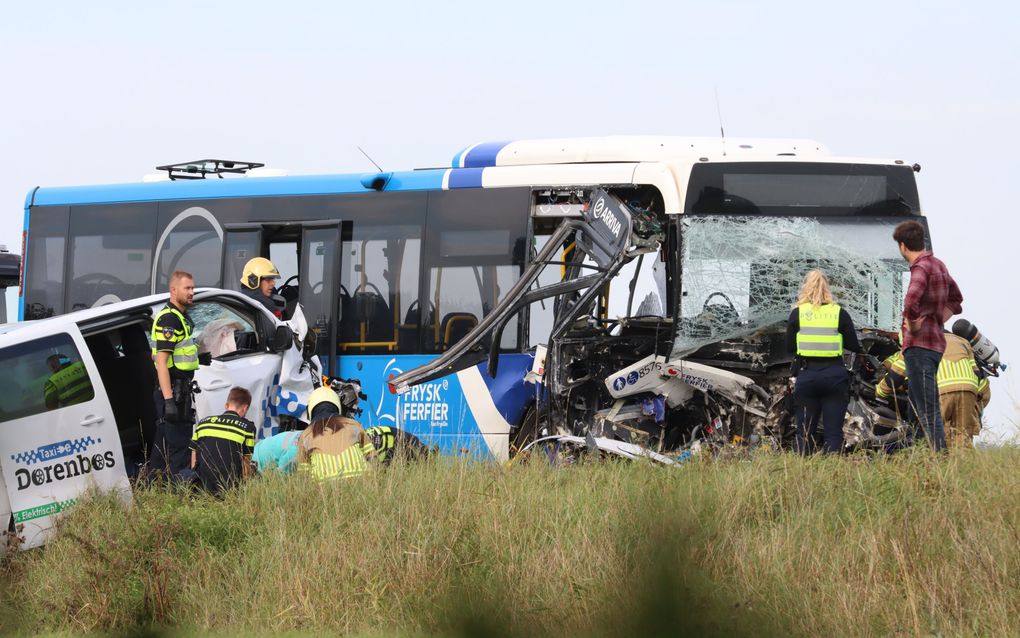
271, 325, 294, 352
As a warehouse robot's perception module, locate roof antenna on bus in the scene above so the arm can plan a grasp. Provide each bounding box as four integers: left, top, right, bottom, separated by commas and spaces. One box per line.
714, 87, 727, 157
357, 146, 385, 172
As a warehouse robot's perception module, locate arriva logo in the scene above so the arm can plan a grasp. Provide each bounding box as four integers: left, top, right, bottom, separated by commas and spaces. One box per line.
591, 197, 622, 238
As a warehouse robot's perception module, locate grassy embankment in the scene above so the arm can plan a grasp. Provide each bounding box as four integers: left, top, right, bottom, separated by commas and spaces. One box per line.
2, 448, 1020, 636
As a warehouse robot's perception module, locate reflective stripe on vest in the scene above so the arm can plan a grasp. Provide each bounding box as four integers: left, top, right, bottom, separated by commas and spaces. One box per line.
937, 357, 980, 391
796, 303, 843, 358
46, 361, 93, 406
151, 306, 199, 371
365, 426, 395, 461
193, 415, 255, 447
875, 352, 906, 399
302, 446, 370, 480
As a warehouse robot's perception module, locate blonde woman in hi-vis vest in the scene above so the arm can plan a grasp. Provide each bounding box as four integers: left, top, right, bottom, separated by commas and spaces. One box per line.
784, 270, 862, 454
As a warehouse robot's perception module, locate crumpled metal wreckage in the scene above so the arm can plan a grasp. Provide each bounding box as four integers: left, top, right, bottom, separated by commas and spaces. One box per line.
392, 190, 988, 463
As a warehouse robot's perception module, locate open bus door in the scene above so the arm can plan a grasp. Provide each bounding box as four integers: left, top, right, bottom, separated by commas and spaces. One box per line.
223, 222, 348, 378
298, 222, 347, 379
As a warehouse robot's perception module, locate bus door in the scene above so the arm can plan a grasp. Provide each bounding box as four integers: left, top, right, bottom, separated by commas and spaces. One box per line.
298, 222, 347, 378
222, 225, 264, 293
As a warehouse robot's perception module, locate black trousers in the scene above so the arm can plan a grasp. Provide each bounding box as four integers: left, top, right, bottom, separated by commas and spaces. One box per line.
148, 385, 194, 477
793, 363, 850, 454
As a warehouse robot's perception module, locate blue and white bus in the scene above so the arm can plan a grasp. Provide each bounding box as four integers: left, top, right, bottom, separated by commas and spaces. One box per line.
19, 136, 926, 460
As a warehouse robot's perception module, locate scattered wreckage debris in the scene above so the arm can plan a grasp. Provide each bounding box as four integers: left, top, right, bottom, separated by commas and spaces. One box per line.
393, 189, 1002, 462
515, 433, 695, 466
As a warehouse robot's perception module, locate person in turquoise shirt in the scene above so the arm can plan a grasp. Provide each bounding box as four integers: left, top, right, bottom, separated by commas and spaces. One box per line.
252, 430, 301, 474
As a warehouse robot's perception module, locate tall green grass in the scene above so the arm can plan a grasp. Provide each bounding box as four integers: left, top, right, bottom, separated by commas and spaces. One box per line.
3, 448, 1020, 636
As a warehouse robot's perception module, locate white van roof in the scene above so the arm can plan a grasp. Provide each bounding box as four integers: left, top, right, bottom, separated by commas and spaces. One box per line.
0, 289, 258, 339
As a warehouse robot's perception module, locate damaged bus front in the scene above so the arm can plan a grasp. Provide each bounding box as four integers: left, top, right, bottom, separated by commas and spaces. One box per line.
393, 158, 927, 457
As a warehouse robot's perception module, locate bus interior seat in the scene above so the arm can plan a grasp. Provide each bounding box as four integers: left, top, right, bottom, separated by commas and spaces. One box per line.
400, 299, 433, 351
338, 287, 356, 342
270, 291, 293, 320
440, 312, 478, 350
354, 286, 393, 345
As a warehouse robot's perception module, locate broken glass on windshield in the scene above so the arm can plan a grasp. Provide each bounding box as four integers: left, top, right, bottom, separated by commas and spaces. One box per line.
672, 216, 914, 356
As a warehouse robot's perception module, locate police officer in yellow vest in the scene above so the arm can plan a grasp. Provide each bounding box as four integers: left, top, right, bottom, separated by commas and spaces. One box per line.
785, 270, 861, 454
43, 354, 93, 409
876, 333, 990, 449
149, 270, 201, 477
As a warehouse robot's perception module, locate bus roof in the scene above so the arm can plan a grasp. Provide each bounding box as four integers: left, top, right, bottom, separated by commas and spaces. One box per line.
450, 136, 830, 168
28, 169, 450, 207
26, 136, 912, 208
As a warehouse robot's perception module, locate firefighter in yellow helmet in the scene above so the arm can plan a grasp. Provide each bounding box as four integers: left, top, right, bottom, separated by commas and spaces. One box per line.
240, 257, 282, 318
876, 332, 990, 450
297, 386, 377, 480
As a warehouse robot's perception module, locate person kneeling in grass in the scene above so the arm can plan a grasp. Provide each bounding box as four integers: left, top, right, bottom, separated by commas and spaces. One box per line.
297, 386, 376, 480
252, 429, 302, 475
364, 425, 435, 465
190, 386, 256, 494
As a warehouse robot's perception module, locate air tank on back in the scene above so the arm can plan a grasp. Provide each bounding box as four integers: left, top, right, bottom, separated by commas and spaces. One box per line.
952, 319, 1004, 375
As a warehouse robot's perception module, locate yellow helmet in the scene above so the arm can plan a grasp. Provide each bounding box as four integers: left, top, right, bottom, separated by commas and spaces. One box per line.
240, 257, 281, 289
306, 386, 342, 421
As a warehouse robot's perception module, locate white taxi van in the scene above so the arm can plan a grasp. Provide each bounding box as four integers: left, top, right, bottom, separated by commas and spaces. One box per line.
0, 289, 319, 550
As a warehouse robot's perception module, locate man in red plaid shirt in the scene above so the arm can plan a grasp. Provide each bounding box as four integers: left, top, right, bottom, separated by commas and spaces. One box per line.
894, 220, 963, 451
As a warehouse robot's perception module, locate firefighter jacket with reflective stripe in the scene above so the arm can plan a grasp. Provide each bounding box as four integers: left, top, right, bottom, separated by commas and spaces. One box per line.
364, 425, 397, 462
297, 416, 377, 480
300, 445, 370, 480
151, 304, 199, 372
796, 303, 843, 358
937, 334, 983, 393
876, 352, 907, 400
43, 361, 92, 408
876, 334, 989, 400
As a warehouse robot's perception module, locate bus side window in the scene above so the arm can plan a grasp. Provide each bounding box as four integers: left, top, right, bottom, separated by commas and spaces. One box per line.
424, 189, 529, 354
155, 215, 222, 291
338, 225, 421, 354
67, 204, 157, 311
24, 206, 70, 320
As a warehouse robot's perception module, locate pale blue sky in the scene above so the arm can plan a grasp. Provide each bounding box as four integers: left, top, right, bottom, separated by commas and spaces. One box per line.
1, 1, 1017, 436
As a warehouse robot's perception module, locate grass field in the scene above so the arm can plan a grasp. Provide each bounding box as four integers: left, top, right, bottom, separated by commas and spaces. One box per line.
2, 448, 1020, 636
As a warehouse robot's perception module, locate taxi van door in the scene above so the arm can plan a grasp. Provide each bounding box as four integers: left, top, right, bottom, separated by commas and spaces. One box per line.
0, 323, 128, 549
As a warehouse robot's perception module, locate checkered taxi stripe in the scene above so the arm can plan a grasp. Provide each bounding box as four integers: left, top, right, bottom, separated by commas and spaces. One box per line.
10, 436, 97, 466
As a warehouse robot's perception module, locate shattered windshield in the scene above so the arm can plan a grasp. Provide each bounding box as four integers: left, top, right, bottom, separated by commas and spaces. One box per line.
673, 216, 915, 356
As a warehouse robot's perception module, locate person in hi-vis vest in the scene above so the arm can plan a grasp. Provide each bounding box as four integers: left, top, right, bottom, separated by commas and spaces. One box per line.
784, 270, 862, 454
149, 270, 201, 477
876, 333, 990, 450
